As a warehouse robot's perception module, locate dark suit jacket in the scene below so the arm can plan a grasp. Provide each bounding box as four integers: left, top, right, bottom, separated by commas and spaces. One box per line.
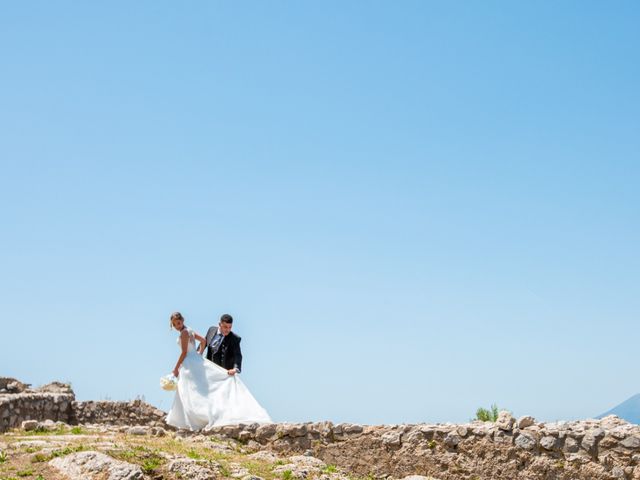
204, 327, 242, 373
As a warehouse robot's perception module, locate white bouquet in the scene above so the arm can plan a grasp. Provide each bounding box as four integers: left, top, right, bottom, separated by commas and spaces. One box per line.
160, 374, 177, 391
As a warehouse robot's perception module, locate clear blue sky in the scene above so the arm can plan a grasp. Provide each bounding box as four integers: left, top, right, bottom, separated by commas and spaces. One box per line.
1, 1, 639, 425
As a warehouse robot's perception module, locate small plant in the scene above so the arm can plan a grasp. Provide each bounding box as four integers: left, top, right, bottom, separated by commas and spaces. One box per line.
186, 449, 202, 460
30, 453, 50, 463
322, 465, 338, 474
141, 457, 162, 474
273, 460, 286, 466
70, 426, 84, 435
427, 440, 437, 449
0, 450, 7, 463
282, 469, 293, 480
50, 445, 86, 459
475, 404, 500, 422
218, 464, 231, 477
16, 470, 33, 477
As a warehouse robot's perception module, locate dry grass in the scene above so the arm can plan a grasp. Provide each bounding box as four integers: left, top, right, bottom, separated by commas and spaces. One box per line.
0, 427, 288, 480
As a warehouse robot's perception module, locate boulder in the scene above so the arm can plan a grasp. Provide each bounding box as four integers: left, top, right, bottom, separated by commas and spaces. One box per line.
167, 458, 218, 480
496, 411, 515, 431
21, 420, 38, 431
49, 451, 143, 480
381, 430, 402, 447
517, 416, 535, 429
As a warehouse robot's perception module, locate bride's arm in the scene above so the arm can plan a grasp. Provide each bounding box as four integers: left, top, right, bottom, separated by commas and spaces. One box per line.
173, 330, 189, 377
194, 332, 207, 355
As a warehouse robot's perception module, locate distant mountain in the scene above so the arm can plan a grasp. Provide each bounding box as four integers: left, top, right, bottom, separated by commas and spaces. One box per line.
598, 394, 640, 424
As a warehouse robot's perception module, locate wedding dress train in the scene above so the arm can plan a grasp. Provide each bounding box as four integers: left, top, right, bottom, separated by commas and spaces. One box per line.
166, 327, 272, 430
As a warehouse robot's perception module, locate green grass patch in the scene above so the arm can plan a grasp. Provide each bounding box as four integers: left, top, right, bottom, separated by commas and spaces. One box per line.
281, 469, 293, 480
322, 465, 338, 474
240, 460, 280, 480
32, 444, 86, 463
141, 456, 163, 474
187, 449, 203, 459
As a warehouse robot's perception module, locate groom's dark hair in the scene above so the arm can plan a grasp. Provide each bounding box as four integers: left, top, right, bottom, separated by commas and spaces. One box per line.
220, 314, 233, 324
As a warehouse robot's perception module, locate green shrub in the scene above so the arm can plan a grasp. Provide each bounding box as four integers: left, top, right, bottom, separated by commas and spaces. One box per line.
475, 403, 500, 422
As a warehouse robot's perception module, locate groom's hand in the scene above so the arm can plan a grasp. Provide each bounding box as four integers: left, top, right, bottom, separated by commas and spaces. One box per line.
227, 368, 237, 376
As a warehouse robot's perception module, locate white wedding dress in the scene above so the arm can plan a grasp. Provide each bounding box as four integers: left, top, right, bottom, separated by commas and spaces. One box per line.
166, 327, 272, 430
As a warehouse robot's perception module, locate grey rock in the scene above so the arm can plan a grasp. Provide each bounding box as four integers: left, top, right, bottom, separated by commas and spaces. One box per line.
382, 430, 402, 447
126, 426, 149, 435
621, 435, 640, 449
289, 455, 325, 466
247, 451, 280, 463
540, 435, 558, 450
611, 466, 625, 479
49, 451, 143, 480
564, 437, 580, 453
581, 434, 598, 455
496, 411, 515, 431
515, 433, 537, 450
517, 416, 535, 429
255, 423, 277, 442
493, 430, 514, 445
21, 420, 38, 431
444, 432, 462, 448
343, 423, 364, 434
600, 415, 628, 429
168, 458, 218, 480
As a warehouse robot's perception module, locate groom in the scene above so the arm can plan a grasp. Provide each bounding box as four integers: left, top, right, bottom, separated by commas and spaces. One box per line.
201, 314, 242, 376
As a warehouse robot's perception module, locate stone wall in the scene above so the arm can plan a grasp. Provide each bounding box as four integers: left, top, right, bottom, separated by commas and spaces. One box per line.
204, 414, 640, 480
0, 377, 165, 432
5, 376, 640, 479
0, 392, 75, 432
72, 399, 167, 427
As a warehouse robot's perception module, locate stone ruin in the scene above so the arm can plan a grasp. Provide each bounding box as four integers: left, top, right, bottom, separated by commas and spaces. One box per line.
0, 376, 165, 432
4, 376, 640, 479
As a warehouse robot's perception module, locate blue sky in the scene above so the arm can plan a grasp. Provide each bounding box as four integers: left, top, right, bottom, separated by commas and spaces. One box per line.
1, 1, 639, 424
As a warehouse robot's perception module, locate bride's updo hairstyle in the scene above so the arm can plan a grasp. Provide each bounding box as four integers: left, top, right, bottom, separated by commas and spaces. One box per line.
170, 311, 184, 329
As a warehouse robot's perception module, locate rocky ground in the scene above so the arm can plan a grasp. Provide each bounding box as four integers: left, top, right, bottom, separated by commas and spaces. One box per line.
0, 420, 439, 480
3, 378, 640, 480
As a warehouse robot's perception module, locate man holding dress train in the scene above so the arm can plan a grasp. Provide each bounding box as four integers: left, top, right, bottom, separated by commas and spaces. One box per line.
200, 313, 242, 376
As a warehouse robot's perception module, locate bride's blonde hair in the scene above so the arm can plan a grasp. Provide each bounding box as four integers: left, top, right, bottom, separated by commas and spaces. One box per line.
170, 311, 184, 329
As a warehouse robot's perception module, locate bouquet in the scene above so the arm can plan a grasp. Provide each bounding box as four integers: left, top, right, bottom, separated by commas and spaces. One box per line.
160, 374, 177, 391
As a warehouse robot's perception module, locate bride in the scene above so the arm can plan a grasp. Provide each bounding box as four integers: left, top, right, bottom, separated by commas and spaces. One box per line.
166, 312, 272, 430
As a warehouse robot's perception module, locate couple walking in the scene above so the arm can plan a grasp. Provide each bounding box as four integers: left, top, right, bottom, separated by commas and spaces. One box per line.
166, 312, 272, 430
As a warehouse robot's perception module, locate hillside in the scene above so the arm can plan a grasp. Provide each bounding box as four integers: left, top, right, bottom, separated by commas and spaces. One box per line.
597, 394, 640, 424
